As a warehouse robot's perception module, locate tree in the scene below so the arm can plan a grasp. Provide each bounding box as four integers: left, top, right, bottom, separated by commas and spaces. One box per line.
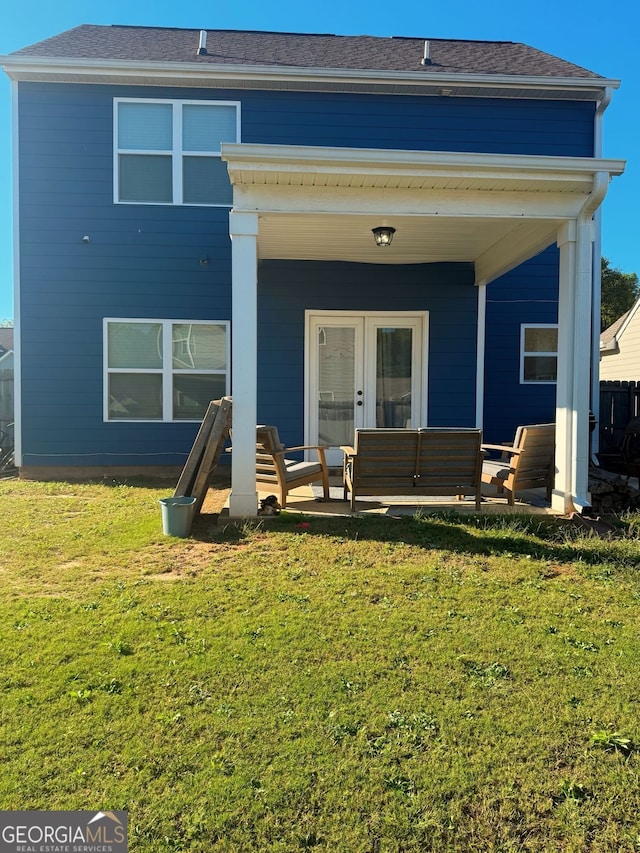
601, 257, 639, 332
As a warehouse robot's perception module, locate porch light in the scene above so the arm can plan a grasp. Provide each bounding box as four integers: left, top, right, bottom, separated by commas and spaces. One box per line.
372, 226, 396, 247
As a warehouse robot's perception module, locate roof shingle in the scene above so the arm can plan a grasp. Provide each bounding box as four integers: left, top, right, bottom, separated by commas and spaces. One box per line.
9, 25, 603, 79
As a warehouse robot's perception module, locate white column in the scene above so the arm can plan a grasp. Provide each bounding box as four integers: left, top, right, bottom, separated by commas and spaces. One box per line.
554, 220, 594, 514
228, 211, 259, 517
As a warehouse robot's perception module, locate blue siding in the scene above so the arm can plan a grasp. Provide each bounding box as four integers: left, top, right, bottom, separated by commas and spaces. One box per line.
16, 80, 592, 467
483, 247, 559, 445
257, 261, 477, 449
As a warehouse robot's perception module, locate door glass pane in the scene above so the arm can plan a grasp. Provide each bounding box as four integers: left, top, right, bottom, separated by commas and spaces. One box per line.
376, 327, 412, 427
318, 326, 355, 446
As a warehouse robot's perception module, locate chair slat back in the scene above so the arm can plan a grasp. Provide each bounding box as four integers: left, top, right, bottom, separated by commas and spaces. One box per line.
256, 425, 285, 482
514, 424, 555, 486
353, 429, 419, 484
416, 428, 482, 489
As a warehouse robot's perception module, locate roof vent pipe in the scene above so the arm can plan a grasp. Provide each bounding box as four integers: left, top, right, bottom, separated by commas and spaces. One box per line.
421, 40, 431, 65
197, 30, 208, 56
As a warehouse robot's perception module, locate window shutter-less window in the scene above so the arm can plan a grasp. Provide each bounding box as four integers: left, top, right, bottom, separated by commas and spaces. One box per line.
116, 100, 237, 205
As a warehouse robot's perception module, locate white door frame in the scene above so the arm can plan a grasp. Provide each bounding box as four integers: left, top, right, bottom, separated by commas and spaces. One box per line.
305, 310, 429, 462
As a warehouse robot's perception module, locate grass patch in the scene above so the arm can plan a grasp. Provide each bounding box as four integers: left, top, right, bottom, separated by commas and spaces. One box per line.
2, 480, 640, 851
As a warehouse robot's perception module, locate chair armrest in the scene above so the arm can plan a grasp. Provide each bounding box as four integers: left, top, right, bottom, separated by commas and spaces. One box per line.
339, 445, 356, 457
481, 443, 522, 456
285, 445, 329, 468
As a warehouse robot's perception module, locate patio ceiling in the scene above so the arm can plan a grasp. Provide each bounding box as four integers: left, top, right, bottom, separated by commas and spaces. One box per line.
255, 211, 560, 268
222, 143, 625, 284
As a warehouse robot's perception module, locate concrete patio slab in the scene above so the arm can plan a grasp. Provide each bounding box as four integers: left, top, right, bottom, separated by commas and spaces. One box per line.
220, 478, 557, 519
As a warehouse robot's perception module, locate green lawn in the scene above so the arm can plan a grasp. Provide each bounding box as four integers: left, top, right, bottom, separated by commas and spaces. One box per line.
1, 479, 640, 852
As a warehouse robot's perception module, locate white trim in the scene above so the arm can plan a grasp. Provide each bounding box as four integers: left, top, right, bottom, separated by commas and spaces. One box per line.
0, 53, 621, 97
222, 142, 625, 181
475, 283, 487, 428
305, 310, 428, 465
113, 97, 241, 206
103, 318, 230, 423
520, 323, 558, 384
11, 79, 21, 466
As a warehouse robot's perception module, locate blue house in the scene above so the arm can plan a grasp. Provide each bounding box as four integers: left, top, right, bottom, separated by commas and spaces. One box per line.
1, 26, 625, 514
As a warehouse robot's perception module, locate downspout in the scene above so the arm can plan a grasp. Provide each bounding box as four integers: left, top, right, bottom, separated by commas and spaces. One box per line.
591, 86, 614, 460
573, 170, 610, 512
475, 281, 487, 430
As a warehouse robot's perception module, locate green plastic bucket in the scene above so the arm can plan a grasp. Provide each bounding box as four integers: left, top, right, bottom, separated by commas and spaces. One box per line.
159, 496, 196, 537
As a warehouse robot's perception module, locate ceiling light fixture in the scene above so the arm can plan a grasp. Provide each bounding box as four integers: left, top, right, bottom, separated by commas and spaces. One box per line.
372, 226, 396, 247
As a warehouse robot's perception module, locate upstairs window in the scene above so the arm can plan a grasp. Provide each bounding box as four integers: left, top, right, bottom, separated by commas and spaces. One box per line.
114, 99, 239, 205
520, 324, 558, 383
105, 319, 229, 421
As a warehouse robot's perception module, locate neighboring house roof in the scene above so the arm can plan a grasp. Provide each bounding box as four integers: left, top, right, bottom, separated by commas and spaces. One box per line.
0, 328, 13, 356
7, 25, 604, 79
600, 300, 640, 354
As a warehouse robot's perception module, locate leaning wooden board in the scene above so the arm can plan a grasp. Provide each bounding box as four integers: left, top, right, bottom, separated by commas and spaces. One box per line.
173, 396, 232, 522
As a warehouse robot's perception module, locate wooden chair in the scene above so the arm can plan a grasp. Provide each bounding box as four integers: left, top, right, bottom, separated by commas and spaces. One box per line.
481, 423, 555, 505
254, 425, 330, 508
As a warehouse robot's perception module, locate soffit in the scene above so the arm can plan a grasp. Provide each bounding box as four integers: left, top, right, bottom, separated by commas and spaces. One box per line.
256, 212, 558, 266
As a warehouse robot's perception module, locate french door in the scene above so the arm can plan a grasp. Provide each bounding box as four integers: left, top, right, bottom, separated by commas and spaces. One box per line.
306, 312, 428, 465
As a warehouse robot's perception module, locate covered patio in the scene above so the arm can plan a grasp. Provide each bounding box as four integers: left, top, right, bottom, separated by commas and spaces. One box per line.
221, 143, 625, 517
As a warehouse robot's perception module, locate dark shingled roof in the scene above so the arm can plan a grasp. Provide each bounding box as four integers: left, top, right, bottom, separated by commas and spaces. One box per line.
9, 25, 603, 79
601, 308, 633, 346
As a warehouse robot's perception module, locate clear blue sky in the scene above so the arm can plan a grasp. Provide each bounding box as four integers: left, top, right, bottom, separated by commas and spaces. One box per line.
1, 0, 638, 321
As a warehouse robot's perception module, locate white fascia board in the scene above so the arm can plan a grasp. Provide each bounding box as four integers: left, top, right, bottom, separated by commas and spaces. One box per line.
221, 142, 626, 181
0, 54, 621, 96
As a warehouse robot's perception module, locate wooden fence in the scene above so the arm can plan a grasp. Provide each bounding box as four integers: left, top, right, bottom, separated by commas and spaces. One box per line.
0, 369, 13, 437
599, 380, 640, 452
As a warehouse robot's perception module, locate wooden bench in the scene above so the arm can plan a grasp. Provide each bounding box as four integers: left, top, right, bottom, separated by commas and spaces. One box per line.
341, 428, 483, 512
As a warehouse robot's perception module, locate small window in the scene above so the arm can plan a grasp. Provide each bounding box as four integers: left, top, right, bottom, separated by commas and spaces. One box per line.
114, 99, 239, 206
520, 324, 558, 384
105, 319, 229, 421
